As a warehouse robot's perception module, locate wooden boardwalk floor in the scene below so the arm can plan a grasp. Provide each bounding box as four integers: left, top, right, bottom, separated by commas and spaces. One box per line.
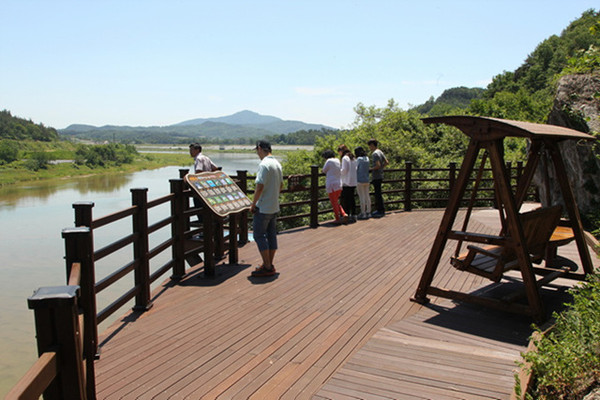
94, 208, 598, 399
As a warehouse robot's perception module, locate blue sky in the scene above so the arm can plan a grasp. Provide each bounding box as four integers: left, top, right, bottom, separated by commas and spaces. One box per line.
1, 1, 598, 130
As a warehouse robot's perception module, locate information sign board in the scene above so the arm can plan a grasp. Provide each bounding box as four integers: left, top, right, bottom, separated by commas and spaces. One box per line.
184, 171, 252, 217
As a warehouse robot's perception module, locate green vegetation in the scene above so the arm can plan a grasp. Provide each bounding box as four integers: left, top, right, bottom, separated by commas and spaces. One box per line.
264, 128, 337, 145
74, 143, 138, 167
279, 99, 527, 176
0, 150, 190, 186
412, 87, 485, 117
408, 10, 600, 124
517, 273, 600, 399
0, 110, 59, 141
0, 137, 192, 186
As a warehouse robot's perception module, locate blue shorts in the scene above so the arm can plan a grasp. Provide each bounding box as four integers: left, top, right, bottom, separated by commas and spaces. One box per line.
252, 211, 278, 252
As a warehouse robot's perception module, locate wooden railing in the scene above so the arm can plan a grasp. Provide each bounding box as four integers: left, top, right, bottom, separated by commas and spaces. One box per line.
6, 261, 89, 399
240, 161, 530, 229
8, 161, 532, 399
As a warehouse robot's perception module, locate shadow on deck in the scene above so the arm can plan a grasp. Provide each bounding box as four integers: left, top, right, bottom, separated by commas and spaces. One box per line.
94, 209, 597, 399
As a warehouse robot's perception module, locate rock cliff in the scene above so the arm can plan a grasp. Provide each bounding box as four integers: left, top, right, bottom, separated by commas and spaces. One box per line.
534, 73, 600, 215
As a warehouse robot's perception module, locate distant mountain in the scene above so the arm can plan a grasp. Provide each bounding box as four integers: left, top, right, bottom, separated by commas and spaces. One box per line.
59, 110, 335, 144
175, 110, 281, 126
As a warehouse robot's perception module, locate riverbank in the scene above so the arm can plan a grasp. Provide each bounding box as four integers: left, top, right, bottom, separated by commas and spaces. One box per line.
0, 144, 313, 187
0, 152, 190, 187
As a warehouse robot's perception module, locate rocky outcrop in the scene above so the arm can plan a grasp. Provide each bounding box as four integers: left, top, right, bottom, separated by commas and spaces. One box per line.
534, 73, 600, 215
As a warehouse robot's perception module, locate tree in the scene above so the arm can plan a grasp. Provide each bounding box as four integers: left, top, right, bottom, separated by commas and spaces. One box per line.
0, 110, 59, 141
0, 140, 19, 164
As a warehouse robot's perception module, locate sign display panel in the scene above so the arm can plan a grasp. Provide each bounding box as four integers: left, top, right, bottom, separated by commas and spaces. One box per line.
184, 171, 252, 217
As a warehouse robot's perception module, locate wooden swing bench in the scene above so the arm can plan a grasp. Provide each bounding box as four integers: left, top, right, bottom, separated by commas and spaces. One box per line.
413, 116, 596, 321
450, 205, 568, 283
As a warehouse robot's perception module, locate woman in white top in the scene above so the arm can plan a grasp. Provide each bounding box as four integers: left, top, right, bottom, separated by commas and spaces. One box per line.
322, 149, 348, 224
338, 144, 357, 221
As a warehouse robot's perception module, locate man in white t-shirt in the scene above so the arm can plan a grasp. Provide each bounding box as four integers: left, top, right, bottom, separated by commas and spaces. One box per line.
189, 143, 218, 174
188, 143, 219, 223
250, 140, 283, 277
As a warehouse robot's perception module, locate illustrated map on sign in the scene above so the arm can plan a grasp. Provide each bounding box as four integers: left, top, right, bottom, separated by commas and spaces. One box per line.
184, 171, 252, 217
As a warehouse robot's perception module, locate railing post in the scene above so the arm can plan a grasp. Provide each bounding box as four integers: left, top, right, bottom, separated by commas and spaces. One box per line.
449, 162, 457, 193
310, 165, 320, 228
404, 162, 412, 212
73, 201, 94, 227
179, 168, 189, 179
61, 227, 97, 398
236, 170, 249, 244
506, 161, 513, 189
516, 161, 524, 186
170, 179, 186, 279
131, 188, 152, 311
28, 285, 88, 399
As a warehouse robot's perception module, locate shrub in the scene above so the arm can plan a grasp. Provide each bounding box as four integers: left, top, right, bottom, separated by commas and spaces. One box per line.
0, 140, 19, 164
25, 151, 51, 171
76, 143, 138, 167
519, 272, 600, 399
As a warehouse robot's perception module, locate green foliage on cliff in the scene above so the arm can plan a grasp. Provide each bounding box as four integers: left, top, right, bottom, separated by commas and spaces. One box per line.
468, 9, 600, 123
410, 10, 600, 123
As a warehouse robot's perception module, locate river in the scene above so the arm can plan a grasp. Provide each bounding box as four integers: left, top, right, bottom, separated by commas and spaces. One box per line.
0, 151, 274, 397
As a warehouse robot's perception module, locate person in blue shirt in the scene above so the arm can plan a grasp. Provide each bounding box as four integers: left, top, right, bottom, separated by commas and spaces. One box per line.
354, 146, 372, 219
250, 140, 283, 277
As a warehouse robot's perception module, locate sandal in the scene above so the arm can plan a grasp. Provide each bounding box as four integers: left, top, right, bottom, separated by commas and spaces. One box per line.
251, 265, 276, 277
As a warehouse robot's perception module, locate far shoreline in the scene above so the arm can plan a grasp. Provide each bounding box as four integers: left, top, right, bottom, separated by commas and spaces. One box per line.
0, 145, 314, 187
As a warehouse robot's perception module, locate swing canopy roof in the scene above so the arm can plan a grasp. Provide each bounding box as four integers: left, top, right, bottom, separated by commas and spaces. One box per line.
423, 115, 596, 142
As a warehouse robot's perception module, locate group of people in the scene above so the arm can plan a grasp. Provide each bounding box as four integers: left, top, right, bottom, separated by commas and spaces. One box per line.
188, 138, 388, 278
322, 139, 388, 224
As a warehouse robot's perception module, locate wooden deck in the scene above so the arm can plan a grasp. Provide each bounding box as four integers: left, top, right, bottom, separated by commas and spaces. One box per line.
94, 208, 598, 399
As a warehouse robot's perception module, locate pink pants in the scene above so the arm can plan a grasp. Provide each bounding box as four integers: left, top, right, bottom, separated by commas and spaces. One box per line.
328, 190, 346, 221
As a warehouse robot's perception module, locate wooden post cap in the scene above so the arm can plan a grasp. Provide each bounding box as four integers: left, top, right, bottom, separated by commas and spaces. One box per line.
27, 285, 80, 309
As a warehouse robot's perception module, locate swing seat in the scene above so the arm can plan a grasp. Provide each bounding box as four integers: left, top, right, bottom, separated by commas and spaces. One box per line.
451, 205, 563, 282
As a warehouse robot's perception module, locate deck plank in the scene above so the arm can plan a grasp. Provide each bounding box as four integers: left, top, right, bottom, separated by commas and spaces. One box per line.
93, 208, 598, 399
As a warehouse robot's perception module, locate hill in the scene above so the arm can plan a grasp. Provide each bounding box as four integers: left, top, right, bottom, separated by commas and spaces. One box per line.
468, 9, 600, 123
59, 110, 335, 144
411, 9, 600, 121
412, 87, 485, 116
0, 110, 59, 141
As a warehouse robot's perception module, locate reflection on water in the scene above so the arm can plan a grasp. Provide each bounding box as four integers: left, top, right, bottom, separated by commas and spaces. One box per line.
0, 174, 135, 210
0, 152, 265, 397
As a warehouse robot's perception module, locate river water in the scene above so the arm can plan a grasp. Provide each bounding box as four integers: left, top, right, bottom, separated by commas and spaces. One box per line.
0, 151, 270, 396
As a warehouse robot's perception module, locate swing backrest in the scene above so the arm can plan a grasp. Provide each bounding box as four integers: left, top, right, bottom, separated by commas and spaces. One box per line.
451, 205, 562, 282
505, 205, 562, 261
